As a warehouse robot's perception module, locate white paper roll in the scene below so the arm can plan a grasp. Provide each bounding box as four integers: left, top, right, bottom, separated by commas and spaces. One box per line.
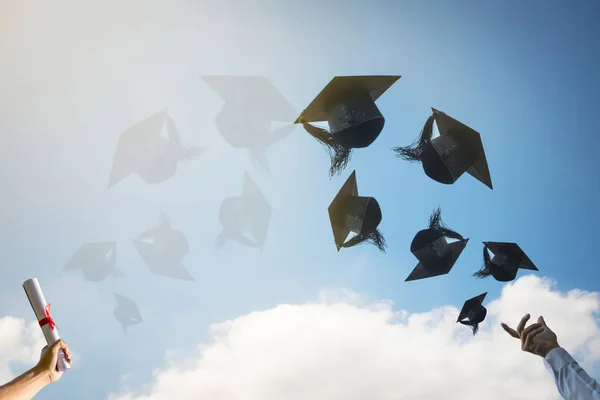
23, 278, 71, 372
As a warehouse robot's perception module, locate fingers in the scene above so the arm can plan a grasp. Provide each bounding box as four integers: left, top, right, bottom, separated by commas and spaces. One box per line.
516, 313, 530, 336
520, 322, 542, 347
539, 316, 548, 327
501, 323, 520, 338
49, 339, 72, 363
61, 342, 72, 364
522, 326, 545, 352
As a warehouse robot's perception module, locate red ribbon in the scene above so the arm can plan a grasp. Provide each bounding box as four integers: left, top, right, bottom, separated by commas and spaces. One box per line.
38, 304, 57, 331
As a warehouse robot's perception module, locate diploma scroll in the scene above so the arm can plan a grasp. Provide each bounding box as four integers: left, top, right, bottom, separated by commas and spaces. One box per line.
23, 278, 71, 372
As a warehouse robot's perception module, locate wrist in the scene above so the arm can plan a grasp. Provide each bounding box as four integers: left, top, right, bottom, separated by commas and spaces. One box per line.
32, 365, 52, 386
542, 342, 560, 358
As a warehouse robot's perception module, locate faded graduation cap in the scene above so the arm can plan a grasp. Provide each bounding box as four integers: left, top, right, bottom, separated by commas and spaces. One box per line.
328, 170, 386, 252
217, 171, 272, 250
295, 75, 401, 177
405, 208, 468, 281
473, 242, 538, 282
393, 108, 493, 190
132, 212, 193, 281
64, 242, 125, 282
457, 292, 488, 335
108, 109, 203, 188
113, 293, 143, 332
201, 75, 297, 170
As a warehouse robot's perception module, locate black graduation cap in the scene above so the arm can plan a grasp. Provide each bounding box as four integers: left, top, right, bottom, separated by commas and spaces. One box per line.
217, 171, 272, 249
457, 292, 488, 335
328, 170, 386, 252
295, 75, 401, 177
201, 75, 297, 170
131, 213, 193, 281
405, 208, 468, 281
113, 293, 143, 332
393, 108, 493, 190
64, 242, 125, 282
108, 109, 203, 188
473, 242, 538, 282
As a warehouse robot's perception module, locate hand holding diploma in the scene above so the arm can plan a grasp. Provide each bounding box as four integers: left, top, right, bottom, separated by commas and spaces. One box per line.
23, 278, 71, 373
36, 339, 73, 383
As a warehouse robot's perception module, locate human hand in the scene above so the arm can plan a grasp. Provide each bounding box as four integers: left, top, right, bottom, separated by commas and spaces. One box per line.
35, 339, 73, 384
501, 313, 560, 358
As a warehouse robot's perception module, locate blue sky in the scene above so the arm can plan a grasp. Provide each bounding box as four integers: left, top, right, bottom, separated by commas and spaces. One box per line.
1, 0, 599, 399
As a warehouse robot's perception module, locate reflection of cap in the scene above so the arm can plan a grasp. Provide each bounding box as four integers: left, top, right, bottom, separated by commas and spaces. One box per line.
405, 208, 468, 281
108, 110, 202, 187
113, 293, 143, 332
328, 170, 386, 252
295, 75, 401, 177
201, 75, 297, 169
217, 172, 272, 249
393, 108, 492, 190
132, 214, 193, 281
63, 242, 124, 282
473, 242, 538, 282
457, 292, 488, 335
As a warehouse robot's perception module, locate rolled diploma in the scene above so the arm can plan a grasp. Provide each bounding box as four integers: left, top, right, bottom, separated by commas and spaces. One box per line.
23, 278, 71, 372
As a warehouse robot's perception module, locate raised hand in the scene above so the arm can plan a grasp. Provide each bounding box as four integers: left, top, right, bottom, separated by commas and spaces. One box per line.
501, 313, 560, 358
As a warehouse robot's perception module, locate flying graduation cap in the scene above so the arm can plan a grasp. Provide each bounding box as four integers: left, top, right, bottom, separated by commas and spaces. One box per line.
295, 75, 401, 177
108, 109, 203, 188
457, 292, 488, 335
217, 172, 272, 250
328, 170, 386, 252
393, 108, 493, 189
473, 242, 538, 282
405, 208, 468, 281
113, 293, 143, 332
63, 242, 125, 282
201, 75, 297, 170
131, 212, 193, 281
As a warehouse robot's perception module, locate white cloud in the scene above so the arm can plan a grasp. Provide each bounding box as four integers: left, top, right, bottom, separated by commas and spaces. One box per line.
0, 316, 45, 383
108, 275, 600, 400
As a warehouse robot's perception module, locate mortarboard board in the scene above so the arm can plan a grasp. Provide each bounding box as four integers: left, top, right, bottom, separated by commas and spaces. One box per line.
132, 213, 193, 281
473, 242, 538, 282
393, 108, 493, 190
405, 208, 468, 281
113, 293, 143, 332
201, 75, 297, 169
295, 75, 401, 177
457, 292, 488, 335
217, 171, 272, 249
108, 109, 203, 188
63, 242, 125, 282
328, 170, 386, 252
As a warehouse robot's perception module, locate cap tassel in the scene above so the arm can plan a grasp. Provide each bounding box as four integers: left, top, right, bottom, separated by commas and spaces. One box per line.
428, 207, 464, 241
166, 116, 205, 162
300, 120, 352, 177
340, 229, 387, 253
472, 246, 493, 278
250, 146, 270, 172
392, 114, 435, 162
459, 320, 479, 335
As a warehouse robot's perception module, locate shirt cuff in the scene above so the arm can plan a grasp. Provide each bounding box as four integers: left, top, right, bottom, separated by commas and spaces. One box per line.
544, 347, 573, 373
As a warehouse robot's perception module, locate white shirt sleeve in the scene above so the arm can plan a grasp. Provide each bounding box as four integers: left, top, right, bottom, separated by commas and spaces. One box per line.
543, 347, 600, 400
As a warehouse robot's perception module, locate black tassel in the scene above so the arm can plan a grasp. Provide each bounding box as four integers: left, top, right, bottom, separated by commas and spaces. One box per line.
473, 246, 493, 278
428, 207, 464, 241
340, 229, 387, 253
392, 114, 435, 162
300, 120, 352, 177
459, 320, 479, 335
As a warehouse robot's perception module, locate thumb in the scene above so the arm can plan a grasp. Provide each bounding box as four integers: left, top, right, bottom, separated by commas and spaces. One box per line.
539, 316, 547, 326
